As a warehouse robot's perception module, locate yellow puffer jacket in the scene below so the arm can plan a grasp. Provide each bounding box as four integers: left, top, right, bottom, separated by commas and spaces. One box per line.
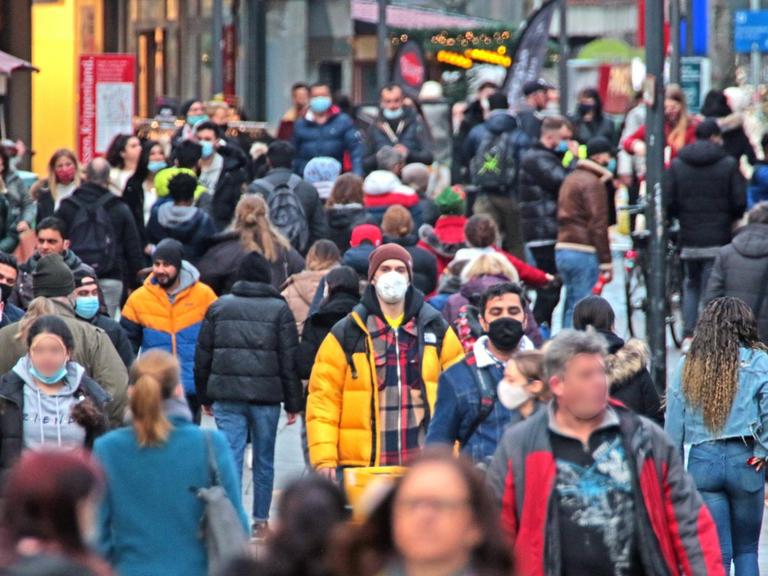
306, 294, 464, 468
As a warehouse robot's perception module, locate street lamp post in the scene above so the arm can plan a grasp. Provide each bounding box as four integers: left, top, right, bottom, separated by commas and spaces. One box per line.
645, 0, 667, 389
670, 0, 681, 84
377, 0, 389, 89
559, 0, 569, 114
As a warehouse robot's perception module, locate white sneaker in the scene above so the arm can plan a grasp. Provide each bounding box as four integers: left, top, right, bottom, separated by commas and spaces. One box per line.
681, 337, 692, 354
245, 445, 253, 469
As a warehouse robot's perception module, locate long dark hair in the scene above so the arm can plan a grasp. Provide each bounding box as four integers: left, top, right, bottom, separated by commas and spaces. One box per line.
330, 449, 514, 576
682, 297, 767, 432
579, 87, 604, 121
123, 139, 155, 208
105, 134, 134, 169
700, 89, 732, 118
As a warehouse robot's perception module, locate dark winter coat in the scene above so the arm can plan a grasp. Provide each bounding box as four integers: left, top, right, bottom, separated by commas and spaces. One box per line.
382, 234, 438, 295
705, 223, 768, 341
146, 202, 217, 264
122, 173, 149, 247
55, 182, 145, 283
665, 140, 746, 249
0, 194, 19, 254
297, 291, 360, 380
197, 232, 305, 295
601, 330, 664, 424
718, 114, 758, 165
364, 108, 434, 173
341, 244, 375, 280
519, 143, 568, 245
292, 109, 364, 176
325, 204, 367, 251
0, 368, 109, 476
569, 114, 616, 145
748, 161, 768, 208
462, 110, 519, 167
199, 147, 250, 231
194, 280, 303, 412
247, 167, 329, 252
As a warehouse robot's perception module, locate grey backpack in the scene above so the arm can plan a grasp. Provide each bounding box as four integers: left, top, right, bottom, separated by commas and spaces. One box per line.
197, 432, 250, 575
250, 174, 309, 252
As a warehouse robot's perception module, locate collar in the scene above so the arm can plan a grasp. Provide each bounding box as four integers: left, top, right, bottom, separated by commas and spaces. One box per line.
473, 335, 506, 369
547, 402, 620, 438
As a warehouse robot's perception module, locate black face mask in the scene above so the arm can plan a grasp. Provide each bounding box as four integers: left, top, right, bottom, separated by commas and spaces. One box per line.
578, 103, 595, 117
487, 318, 525, 352
0, 283, 13, 304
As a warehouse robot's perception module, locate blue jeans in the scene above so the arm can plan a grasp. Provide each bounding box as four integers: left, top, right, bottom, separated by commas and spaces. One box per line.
556, 249, 599, 329
682, 258, 714, 337
688, 441, 765, 575
213, 402, 281, 522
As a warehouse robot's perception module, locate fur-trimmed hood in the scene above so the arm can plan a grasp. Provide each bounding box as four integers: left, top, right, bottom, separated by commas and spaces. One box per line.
605, 338, 650, 387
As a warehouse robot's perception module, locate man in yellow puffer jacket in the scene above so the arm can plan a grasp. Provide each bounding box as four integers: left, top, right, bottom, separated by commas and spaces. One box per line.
307, 244, 463, 477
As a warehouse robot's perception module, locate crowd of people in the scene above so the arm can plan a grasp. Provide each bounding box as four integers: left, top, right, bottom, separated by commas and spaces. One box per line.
0, 76, 764, 576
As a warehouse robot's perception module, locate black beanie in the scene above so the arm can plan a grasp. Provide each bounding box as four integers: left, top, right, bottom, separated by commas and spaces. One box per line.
237, 251, 272, 284
153, 239, 184, 270
586, 136, 613, 158
33, 254, 76, 298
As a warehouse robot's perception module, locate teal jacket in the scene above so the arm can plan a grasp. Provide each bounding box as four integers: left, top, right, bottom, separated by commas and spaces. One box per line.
94, 414, 248, 576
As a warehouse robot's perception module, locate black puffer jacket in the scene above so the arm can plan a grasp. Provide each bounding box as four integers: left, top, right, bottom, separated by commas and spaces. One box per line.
705, 223, 768, 340
665, 140, 746, 248
297, 291, 360, 380
382, 234, 438, 295
601, 330, 663, 425
202, 146, 250, 231
325, 204, 367, 251
194, 280, 303, 412
519, 143, 568, 244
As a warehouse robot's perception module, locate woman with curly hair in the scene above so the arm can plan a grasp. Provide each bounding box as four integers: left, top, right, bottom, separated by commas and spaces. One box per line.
666, 296, 768, 576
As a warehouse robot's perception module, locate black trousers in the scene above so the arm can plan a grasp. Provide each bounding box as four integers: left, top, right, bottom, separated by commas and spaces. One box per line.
529, 244, 560, 328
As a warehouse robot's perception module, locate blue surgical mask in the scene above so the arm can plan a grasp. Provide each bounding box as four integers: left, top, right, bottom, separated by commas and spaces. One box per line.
309, 96, 332, 115
148, 160, 167, 173
606, 158, 617, 173
187, 114, 208, 127
200, 141, 215, 159
382, 107, 404, 121
555, 141, 569, 153
29, 364, 68, 386
75, 296, 100, 320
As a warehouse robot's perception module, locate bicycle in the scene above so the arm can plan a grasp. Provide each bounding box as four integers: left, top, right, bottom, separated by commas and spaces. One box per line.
620, 204, 685, 348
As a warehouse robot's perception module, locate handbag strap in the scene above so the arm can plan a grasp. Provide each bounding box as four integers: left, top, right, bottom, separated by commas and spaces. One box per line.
204, 431, 222, 487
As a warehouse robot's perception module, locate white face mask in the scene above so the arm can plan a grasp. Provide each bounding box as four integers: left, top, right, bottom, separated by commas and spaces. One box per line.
497, 378, 532, 410
375, 271, 409, 304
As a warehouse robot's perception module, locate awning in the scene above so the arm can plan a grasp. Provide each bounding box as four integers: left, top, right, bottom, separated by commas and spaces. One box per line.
0, 50, 39, 75
352, 0, 497, 30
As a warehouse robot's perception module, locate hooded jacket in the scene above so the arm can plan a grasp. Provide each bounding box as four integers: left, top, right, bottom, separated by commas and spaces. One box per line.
293, 108, 364, 176
0, 358, 109, 475
601, 330, 663, 424
417, 215, 467, 277
120, 262, 217, 394
716, 112, 758, 165
519, 143, 569, 245
194, 280, 302, 412
705, 223, 768, 340
487, 403, 724, 576
665, 140, 746, 249
325, 203, 367, 251
463, 110, 519, 162
306, 286, 463, 468
363, 170, 422, 226
146, 203, 217, 264
364, 107, 434, 172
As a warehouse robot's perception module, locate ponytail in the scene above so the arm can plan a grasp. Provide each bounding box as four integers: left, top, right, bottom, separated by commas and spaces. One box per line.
128, 350, 180, 448
234, 195, 291, 262
130, 374, 171, 447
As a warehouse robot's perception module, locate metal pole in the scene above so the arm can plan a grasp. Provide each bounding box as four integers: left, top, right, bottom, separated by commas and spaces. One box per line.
752, 0, 761, 91
213, 0, 224, 94
645, 0, 667, 389
558, 0, 569, 114
377, 0, 389, 89
685, 0, 694, 56
670, 0, 681, 84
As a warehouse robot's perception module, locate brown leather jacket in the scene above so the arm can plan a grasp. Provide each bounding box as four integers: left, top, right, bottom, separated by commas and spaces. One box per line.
555, 159, 613, 266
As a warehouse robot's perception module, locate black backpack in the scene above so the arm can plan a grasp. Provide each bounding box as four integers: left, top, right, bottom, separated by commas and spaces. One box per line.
469, 130, 526, 192
66, 194, 117, 275
251, 175, 309, 253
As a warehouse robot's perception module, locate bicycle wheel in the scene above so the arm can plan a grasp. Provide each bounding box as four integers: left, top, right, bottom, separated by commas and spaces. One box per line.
666, 250, 685, 348
624, 258, 646, 339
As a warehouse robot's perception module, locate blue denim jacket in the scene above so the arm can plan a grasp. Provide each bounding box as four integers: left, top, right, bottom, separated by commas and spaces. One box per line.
666, 347, 768, 458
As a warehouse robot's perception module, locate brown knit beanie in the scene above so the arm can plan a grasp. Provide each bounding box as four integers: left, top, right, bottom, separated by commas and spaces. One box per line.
368, 243, 413, 283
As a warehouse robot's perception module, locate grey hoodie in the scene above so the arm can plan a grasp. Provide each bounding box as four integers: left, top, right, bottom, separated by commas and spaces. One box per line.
167, 261, 201, 301
13, 357, 87, 450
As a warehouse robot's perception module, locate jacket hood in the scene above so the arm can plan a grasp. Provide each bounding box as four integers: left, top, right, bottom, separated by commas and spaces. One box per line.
327, 204, 365, 228
26, 249, 84, 273
605, 338, 649, 386
147, 260, 200, 296
383, 233, 418, 248
311, 291, 360, 326
281, 269, 328, 305
485, 110, 518, 134
363, 171, 415, 197
231, 280, 282, 299
597, 329, 626, 354
74, 181, 116, 201
157, 203, 204, 231
731, 224, 768, 258
360, 284, 424, 325
418, 215, 467, 257
12, 356, 84, 392
677, 140, 727, 166
459, 274, 508, 300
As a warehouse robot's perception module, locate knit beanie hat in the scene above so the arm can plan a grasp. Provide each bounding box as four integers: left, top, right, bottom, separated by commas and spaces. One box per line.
368, 243, 413, 282
586, 136, 612, 158
435, 185, 466, 216
33, 254, 75, 298
237, 251, 273, 284
153, 238, 184, 270
303, 156, 342, 184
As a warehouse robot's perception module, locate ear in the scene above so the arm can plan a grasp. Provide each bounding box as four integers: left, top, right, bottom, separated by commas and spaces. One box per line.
63, 239, 71, 251
479, 312, 489, 334
548, 374, 563, 398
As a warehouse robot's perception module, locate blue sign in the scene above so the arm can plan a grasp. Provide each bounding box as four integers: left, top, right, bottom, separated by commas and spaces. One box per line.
734, 10, 768, 54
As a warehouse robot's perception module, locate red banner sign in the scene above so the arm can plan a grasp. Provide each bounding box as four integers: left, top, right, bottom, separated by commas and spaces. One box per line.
78, 54, 135, 164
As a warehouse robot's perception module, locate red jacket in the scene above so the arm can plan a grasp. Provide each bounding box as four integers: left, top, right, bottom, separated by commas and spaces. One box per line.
622, 120, 699, 162
487, 402, 724, 576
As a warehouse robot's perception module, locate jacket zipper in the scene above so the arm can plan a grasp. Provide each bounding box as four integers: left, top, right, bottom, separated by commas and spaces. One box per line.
394, 329, 402, 465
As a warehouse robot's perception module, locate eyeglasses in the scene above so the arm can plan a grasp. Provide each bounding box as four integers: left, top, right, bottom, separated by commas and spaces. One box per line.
394, 497, 470, 515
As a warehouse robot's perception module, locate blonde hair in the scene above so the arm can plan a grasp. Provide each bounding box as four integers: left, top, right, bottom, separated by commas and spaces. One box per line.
381, 205, 414, 238
234, 195, 291, 263
461, 253, 519, 284
16, 297, 56, 343
129, 350, 180, 447
305, 239, 341, 272
32, 149, 81, 202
